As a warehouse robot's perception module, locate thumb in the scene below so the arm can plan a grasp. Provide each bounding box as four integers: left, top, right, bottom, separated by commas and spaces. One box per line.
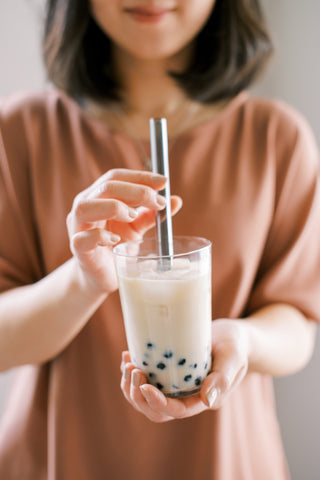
200, 354, 247, 409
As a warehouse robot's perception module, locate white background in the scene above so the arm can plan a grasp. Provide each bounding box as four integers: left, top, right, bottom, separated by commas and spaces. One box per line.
0, 1, 319, 478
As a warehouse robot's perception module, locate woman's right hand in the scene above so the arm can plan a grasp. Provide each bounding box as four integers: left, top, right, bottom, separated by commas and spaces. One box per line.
67, 168, 182, 296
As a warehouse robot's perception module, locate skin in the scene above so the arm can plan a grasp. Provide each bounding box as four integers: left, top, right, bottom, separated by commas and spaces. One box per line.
0, 169, 182, 369
0, 0, 316, 423
87, 0, 316, 420
90, 0, 216, 62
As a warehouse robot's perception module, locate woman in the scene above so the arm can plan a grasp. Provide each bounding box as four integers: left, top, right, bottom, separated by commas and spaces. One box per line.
0, 0, 319, 478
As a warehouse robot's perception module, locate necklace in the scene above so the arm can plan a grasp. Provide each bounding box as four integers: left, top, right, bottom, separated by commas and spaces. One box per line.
87, 98, 223, 170
107, 101, 202, 170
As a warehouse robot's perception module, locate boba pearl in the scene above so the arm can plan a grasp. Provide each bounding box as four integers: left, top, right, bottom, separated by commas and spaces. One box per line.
138, 338, 211, 395
163, 350, 173, 359
156, 362, 166, 370
195, 377, 202, 386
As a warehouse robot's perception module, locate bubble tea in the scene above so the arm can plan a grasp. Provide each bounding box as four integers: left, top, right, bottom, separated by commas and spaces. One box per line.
113, 236, 212, 397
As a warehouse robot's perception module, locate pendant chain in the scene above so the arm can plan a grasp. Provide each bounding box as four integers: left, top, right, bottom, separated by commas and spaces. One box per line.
111, 102, 200, 170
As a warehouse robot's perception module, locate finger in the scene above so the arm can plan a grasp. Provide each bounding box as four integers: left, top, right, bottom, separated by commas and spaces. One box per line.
120, 364, 171, 422
200, 357, 247, 409
107, 196, 183, 242
71, 228, 120, 253
87, 180, 167, 210
120, 362, 138, 407
120, 351, 131, 375
86, 169, 166, 195
139, 385, 207, 419
107, 221, 143, 243
129, 195, 183, 236
104, 169, 166, 189
71, 198, 139, 229
129, 369, 173, 423
122, 350, 131, 364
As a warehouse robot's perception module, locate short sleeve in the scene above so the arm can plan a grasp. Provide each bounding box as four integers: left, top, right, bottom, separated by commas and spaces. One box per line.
0, 98, 44, 292
245, 106, 320, 322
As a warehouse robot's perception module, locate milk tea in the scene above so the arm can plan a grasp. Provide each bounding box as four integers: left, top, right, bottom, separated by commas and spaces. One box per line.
114, 237, 212, 397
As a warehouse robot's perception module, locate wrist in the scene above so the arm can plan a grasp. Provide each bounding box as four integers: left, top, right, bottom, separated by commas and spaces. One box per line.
239, 318, 260, 373
67, 258, 109, 306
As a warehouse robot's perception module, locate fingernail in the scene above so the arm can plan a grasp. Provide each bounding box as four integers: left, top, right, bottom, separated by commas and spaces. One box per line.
207, 387, 219, 408
140, 386, 151, 403
124, 366, 131, 381
152, 173, 166, 183
129, 208, 138, 219
110, 233, 121, 244
132, 370, 141, 387
156, 195, 166, 208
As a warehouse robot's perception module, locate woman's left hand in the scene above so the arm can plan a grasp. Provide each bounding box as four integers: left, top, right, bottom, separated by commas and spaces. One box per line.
120, 319, 250, 422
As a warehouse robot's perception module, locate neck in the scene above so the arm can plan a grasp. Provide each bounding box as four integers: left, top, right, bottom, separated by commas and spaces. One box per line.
114, 45, 191, 119
86, 47, 225, 139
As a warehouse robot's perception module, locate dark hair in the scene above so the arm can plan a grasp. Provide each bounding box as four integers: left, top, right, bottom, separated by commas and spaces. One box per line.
43, 0, 273, 104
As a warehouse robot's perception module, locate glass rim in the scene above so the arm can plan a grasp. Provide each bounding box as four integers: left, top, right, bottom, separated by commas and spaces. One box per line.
113, 235, 212, 260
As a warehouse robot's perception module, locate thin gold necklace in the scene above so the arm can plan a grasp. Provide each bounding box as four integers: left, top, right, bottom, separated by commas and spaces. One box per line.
110, 101, 201, 170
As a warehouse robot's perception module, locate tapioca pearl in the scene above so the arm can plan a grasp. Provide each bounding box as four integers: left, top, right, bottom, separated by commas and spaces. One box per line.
146, 342, 155, 349
178, 358, 186, 366
142, 361, 149, 366
188, 363, 198, 370
163, 350, 173, 359
184, 374, 192, 382
195, 377, 202, 386
172, 384, 180, 390
156, 382, 164, 390
156, 362, 166, 370
188, 363, 197, 369
148, 372, 156, 379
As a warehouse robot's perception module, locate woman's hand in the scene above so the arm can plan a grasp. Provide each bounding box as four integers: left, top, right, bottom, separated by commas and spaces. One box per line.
120, 319, 250, 422
67, 168, 182, 295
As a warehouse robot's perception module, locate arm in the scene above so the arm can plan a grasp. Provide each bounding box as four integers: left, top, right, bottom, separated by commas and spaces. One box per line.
245, 302, 316, 376
0, 258, 106, 371
119, 304, 317, 422
120, 106, 320, 421
0, 169, 182, 371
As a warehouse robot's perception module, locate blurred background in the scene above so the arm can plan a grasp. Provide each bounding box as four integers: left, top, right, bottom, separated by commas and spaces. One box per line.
0, 1, 319, 478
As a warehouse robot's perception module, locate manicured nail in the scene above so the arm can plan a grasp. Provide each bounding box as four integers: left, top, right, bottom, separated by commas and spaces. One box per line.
124, 366, 131, 381
152, 173, 166, 182
207, 387, 218, 408
129, 208, 138, 219
140, 386, 152, 403
110, 233, 121, 244
156, 195, 166, 208
132, 370, 141, 388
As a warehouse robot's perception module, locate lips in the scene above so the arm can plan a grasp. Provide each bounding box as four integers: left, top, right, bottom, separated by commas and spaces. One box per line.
124, 5, 175, 23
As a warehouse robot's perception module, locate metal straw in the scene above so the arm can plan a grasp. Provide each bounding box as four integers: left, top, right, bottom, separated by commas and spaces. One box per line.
149, 118, 174, 269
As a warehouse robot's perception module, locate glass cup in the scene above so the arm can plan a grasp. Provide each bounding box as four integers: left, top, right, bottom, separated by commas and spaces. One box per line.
113, 236, 212, 398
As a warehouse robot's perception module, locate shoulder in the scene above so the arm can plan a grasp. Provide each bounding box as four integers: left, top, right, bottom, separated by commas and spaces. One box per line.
0, 88, 81, 130
244, 94, 317, 146
240, 94, 319, 168
0, 89, 86, 179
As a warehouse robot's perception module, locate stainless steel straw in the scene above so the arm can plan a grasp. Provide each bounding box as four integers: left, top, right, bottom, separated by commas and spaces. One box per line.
149, 118, 174, 269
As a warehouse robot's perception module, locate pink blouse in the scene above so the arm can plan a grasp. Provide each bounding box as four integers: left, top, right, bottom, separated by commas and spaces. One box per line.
0, 89, 319, 479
